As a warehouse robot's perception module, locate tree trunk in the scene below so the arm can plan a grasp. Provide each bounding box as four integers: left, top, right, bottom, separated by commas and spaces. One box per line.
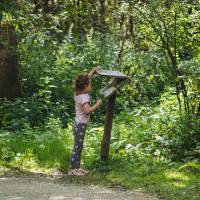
0, 23, 20, 98
43, 0, 49, 13
33, 0, 41, 13
99, 0, 107, 34
91, 0, 98, 31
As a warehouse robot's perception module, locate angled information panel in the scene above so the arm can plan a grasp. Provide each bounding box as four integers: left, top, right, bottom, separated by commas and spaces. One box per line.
97, 70, 128, 98
97, 70, 128, 79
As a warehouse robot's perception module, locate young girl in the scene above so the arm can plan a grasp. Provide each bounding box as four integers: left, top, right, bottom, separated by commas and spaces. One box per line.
68, 67, 102, 176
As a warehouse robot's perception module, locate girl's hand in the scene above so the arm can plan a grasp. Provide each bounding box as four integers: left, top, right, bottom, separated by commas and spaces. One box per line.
96, 99, 102, 107
88, 66, 101, 78
94, 66, 101, 73
83, 99, 102, 114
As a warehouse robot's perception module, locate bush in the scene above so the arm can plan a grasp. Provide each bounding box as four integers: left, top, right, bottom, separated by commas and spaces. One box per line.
0, 118, 72, 170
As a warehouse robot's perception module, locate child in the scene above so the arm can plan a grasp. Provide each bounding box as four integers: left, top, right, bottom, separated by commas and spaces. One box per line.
68, 67, 102, 176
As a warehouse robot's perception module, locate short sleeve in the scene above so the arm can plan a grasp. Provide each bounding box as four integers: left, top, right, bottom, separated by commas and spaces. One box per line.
79, 94, 90, 105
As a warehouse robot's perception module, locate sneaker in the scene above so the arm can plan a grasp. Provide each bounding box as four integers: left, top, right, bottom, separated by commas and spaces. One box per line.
78, 168, 89, 174
68, 168, 86, 176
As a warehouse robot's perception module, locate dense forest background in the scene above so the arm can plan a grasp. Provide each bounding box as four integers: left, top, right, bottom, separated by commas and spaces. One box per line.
0, 1, 200, 199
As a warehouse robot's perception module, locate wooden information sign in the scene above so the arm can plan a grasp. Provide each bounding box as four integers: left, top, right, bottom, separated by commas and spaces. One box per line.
97, 70, 128, 161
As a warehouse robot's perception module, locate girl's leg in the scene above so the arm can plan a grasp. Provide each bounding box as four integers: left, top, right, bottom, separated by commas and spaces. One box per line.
70, 122, 87, 169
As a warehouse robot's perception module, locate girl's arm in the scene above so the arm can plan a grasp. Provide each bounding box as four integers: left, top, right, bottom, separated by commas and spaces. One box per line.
83, 100, 102, 114
88, 66, 101, 78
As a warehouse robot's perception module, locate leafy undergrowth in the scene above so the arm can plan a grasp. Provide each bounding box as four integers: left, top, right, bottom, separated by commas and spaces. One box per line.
0, 125, 199, 200
0, 95, 199, 200
0, 120, 72, 171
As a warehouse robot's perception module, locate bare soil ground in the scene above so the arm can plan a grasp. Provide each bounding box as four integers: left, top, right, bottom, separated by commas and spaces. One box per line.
0, 167, 160, 200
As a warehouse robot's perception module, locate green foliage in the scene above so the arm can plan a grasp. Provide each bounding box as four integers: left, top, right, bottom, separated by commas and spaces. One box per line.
0, 118, 71, 169
113, 89, 200, 162
179, 162, 200, 173
0, 1, 200, 199
1, 0, 199, 127
0, 111, 199, 200
120, 46, 167, 101
0, 96, 70, 130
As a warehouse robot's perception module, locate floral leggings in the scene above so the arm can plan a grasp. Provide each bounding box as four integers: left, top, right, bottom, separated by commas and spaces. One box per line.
70, 121, 87, 169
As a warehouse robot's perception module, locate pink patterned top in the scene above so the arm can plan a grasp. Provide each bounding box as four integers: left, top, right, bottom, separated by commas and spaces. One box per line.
74, 93, 90, 124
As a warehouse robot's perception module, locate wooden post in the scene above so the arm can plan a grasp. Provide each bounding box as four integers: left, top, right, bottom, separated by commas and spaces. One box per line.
101, 92, 117, 161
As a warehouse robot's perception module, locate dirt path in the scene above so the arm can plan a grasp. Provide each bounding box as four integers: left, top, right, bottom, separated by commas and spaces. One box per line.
0, 167, 160, 200
0, 176, 161, 200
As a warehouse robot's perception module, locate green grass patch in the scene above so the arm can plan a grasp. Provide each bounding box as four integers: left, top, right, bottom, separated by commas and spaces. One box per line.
0, 122, 73, 171
0, 96, 199, 200
79, 157, 199, 200
0, 123, 199, 200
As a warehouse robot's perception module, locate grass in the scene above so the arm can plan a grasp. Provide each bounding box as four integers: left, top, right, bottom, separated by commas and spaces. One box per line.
0, 95, 199, 199
79, 158, 200, 200
0, 122, 199, 200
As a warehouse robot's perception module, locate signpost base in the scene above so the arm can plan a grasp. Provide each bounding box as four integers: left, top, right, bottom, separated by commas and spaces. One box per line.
101, 92, 117, 161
